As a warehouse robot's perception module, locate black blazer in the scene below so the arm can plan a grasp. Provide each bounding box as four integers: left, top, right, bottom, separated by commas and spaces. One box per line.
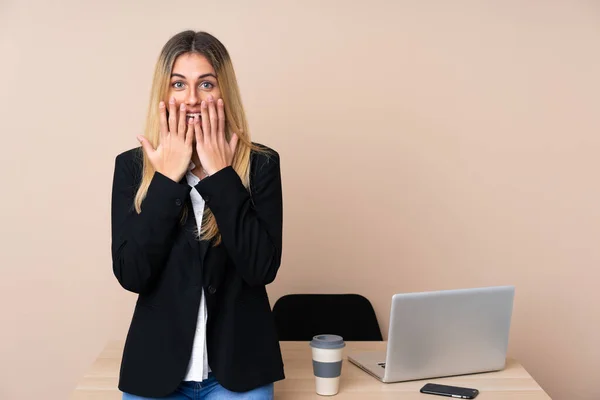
110, 144, 285, 397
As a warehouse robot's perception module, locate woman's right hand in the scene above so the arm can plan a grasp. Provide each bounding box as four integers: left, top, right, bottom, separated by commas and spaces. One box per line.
137, 97, 194, 182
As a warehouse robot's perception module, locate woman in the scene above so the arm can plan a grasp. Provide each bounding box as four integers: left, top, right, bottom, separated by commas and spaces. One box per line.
110, 30, 284, 399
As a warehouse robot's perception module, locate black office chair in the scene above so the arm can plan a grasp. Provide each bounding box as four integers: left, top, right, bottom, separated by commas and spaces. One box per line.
272, 293, 383, 341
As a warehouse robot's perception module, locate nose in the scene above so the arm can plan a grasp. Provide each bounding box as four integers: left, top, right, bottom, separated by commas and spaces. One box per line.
185, 88, 199, 106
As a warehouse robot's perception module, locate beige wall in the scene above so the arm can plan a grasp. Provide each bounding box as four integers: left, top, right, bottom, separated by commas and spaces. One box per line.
1, 0, 599, 399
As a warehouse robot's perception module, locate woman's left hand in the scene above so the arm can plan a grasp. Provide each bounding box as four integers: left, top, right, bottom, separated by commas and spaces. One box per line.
193, 95, 239, 176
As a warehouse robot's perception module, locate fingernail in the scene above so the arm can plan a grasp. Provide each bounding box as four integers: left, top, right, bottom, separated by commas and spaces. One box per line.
159, 101, 165, 108
218, 99, 223, 105
201, 101, 206, 107
208, 95, 213, 102
169, 97, 175, 104
180, 103, 186, 111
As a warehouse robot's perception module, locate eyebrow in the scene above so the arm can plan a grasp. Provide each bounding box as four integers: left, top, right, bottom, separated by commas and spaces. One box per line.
170, 73, 216, 80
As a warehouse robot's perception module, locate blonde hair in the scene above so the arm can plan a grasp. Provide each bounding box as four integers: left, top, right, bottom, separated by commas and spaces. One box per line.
134, 30, 264, 245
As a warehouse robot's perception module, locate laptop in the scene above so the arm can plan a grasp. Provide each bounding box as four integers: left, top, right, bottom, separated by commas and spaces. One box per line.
347, 285, 515, 383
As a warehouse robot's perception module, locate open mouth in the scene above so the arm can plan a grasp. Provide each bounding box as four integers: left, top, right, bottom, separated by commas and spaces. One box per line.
186, 113, 202, 119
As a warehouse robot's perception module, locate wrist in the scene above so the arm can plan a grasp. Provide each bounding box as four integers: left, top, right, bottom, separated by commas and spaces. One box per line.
206, 164, 229, 176
161, 170, 183, 182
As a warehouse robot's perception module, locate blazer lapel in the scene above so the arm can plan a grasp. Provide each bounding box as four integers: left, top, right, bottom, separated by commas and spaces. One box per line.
182, 203, 210, 268
198, 236, 210, 267
182, 204, 200, 252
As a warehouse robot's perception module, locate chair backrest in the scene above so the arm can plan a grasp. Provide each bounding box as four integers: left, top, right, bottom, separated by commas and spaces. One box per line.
272, 293, 383, 341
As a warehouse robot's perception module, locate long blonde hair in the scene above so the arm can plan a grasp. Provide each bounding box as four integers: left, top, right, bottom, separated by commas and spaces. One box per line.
134, 30, 263, 245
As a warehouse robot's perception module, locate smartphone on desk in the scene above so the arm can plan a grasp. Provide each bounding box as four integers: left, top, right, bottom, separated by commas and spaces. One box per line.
420, 383, 479, 399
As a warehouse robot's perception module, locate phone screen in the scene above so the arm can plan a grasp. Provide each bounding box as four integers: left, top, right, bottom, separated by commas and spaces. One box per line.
420, 383, 479, 399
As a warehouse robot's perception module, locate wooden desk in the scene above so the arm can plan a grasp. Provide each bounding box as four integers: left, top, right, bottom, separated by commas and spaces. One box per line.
71, 341, 551, 399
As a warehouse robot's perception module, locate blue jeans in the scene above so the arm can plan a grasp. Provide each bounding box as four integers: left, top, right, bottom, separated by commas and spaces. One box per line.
122, 374, 274, 400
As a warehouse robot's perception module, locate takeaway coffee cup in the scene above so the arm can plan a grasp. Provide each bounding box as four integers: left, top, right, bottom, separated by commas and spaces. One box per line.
309, 334, 346, 396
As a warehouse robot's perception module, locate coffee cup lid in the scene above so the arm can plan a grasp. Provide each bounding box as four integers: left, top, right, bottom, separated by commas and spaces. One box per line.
310, 334, 346, 349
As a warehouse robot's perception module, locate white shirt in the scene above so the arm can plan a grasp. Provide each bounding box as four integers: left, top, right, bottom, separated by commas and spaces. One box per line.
182, 164, 211, 382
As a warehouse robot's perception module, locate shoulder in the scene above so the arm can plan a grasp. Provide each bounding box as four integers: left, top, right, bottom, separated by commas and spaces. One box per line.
249, 143, 281, 190
250, 142, 280, 171
113, 147, 144, 181
115, 146, 143, 165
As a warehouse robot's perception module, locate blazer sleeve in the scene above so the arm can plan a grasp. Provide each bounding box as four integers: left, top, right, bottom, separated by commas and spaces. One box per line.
110, 151, 191, 294
195, 150, 283, 286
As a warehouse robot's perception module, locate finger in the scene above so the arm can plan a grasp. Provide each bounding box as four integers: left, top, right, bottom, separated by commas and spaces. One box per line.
137, 135, 155, 156
217, 98, 226, 148
208, 97, 218, 147
194, 114, 203, 145
178, 103, 187, 136
208, 97, 218, 143
229, 133, 239, 156
158, 101, 168, 140
185, 114, 194, 147
168, 97, 177, 134
201, 100, 210, 143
